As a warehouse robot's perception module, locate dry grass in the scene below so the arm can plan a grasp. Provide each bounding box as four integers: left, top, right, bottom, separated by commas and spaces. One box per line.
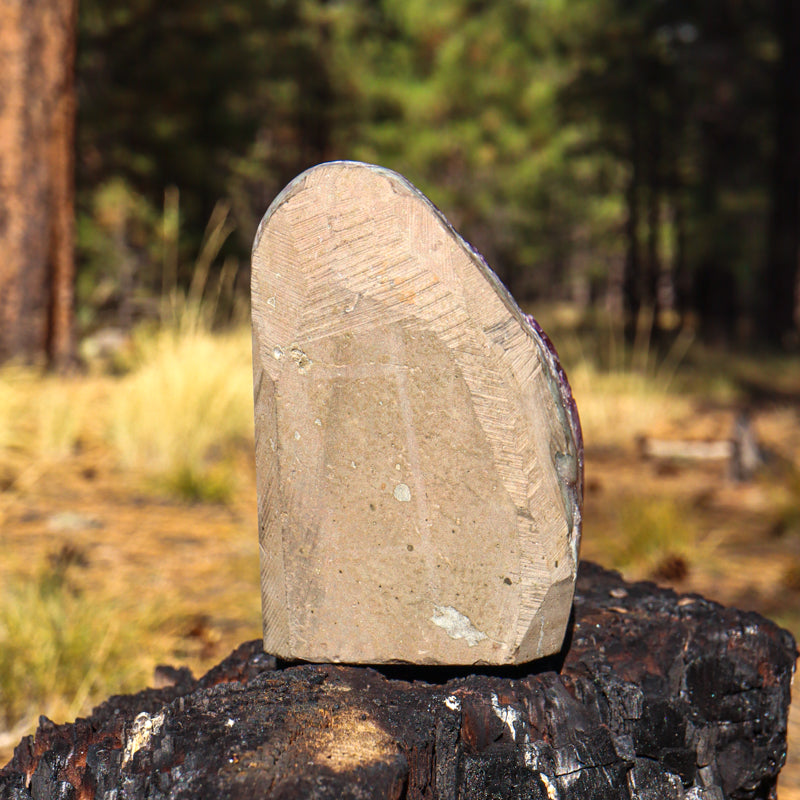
0, 558, 158, 737
0, 369, 90, 462
0, 326, 253, 504
0, 322, 259, 747
534, 305, 698, 449
570, 365, 693, 449
107, 326, 253, 502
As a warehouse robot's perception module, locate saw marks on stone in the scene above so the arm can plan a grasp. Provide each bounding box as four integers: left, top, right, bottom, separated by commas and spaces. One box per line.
251, 161, 582, 664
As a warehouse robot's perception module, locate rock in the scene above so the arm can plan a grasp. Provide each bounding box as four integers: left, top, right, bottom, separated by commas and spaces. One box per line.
1, 563, 795, 800
251, 161, 583, 665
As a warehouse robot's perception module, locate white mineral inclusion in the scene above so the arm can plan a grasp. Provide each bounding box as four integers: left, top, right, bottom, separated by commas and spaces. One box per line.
393, 483, 412, 502
431, 605, 487, 646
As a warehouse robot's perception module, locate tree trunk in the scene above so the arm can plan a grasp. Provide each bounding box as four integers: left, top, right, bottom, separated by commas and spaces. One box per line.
0, 0, 77, 367
645, 151, 661, 336
623, 87, 643, 341
762, 0, 800, 348
644, 96, 662, 329
671, 174, 689, 322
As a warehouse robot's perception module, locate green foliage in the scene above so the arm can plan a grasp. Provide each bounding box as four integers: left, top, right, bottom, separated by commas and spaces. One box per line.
322, 0, 607, 294
76, 178, 161, 329
73, 0, 621, 310
78, 0, 316, 239
0, 554, 151, 732
73, 0, 791, 343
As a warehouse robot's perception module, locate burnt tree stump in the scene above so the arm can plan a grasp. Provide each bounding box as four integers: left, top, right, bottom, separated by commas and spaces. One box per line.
1, 562, 795, 800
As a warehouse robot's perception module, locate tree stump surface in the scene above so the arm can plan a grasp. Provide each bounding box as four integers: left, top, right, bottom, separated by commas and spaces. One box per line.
1, 562, 795, 800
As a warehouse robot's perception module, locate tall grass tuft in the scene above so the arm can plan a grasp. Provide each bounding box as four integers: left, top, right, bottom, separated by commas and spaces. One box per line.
540, 307, 696, 449
606, 496, 698, 577
160, 197, 243, 334
103, 195, 253, 502
0, 369, 19, 455
569, 366, 693, 450
106, 326, 253, 503
0, 556, 151, 735
0, 368, 90, 466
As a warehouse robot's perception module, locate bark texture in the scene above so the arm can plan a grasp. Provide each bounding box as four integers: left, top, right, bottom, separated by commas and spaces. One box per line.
0, 0, 77, 366
1, 562, 795, 800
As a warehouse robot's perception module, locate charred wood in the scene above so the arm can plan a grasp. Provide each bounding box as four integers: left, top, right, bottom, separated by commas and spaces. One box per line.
1, 563, 795, 800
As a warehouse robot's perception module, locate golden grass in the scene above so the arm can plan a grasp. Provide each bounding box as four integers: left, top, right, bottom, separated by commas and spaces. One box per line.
569, 365, 693, 449
0, 559, 156, 734
0, 323, 259, 743
0, 369, 88, 462
531, 305, 698, 449
0, 325, 254, 504
106, 326, 253, 502
0, 531, 259, 739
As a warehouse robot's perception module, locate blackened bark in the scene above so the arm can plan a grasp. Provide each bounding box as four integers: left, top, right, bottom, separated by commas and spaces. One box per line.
0, 0, 77, 367
1, 563, 795, 800
762, 0, 800, 347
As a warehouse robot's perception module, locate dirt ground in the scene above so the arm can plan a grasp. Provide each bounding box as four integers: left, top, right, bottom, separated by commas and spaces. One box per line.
1, 396, 799, 795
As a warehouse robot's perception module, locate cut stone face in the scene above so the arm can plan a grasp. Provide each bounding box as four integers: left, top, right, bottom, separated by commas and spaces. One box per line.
251, 161, 583, 665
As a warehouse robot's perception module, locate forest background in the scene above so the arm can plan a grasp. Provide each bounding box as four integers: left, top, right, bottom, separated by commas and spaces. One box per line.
72, 0, 800, 347
2, 0, 800, 354
2, 0, 800, 795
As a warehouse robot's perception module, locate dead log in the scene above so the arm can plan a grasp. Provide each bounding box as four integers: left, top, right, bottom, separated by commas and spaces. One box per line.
638, 409, 765, 482
1, 562, 795, 800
